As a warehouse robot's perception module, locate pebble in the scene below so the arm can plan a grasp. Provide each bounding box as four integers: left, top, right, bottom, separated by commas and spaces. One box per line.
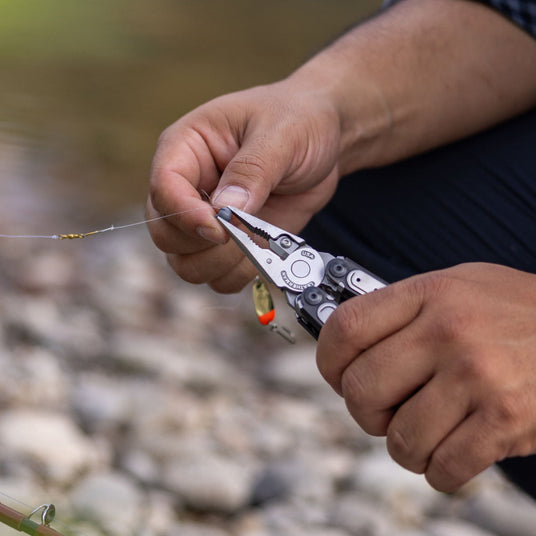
458, 485, 536, 536
328, 493, 399, 536
70, 471, 145, 536
141, 490, 179, 535
119, 449, 161, 485
70, 374, 133, 434
349, 448, 440, 524
261, 343, 324, 394
1, 226, 536, 536
426, 519, 497, 536
162, 523, 231, 536
3, 294, 105, 360
0, 346, 69, 407
162, 454, 255, 514
0, 409, 106, 485
109, 330, 243, 391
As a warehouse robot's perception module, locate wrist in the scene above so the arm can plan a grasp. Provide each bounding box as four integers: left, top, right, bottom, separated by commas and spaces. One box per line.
287, 32, 396, 175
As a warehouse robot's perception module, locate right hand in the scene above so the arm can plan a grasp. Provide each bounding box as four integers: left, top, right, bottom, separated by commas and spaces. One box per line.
147, 79, 342, 293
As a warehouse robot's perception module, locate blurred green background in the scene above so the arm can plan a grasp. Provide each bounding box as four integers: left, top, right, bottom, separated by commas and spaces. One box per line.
0, 0, 380, 233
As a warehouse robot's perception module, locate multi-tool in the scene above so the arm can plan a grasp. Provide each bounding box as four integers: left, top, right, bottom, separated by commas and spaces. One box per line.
216, 206, 387, 340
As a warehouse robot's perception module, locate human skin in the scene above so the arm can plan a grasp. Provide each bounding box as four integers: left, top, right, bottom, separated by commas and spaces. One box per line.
148, 0, 536, 491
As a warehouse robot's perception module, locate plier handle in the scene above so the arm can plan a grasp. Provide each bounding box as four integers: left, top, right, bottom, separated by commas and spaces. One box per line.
216, 206, 387, 339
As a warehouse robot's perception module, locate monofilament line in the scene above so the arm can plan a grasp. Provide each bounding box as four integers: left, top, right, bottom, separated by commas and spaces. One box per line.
0, 205, 216, 241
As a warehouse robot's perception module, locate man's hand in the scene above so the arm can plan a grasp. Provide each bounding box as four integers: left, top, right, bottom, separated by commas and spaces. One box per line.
147, 82, 342, 293
147, 0, 536, 295
317, 263, 536, 492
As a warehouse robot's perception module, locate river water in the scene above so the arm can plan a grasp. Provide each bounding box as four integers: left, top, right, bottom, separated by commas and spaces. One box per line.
0, 0, 380, 234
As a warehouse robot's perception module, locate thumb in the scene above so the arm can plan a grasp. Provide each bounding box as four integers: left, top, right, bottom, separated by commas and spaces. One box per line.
211, 141, 287, 214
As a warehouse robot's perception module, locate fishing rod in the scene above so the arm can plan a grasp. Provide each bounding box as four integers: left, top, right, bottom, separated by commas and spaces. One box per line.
0, 502, 64, 536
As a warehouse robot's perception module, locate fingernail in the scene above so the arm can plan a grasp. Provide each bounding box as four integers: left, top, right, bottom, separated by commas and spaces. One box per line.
212, 185, 249, 210
196, 225, 226, 244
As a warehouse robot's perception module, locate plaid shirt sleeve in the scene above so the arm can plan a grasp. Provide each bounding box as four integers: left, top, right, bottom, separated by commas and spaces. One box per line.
382, 0, 536, 38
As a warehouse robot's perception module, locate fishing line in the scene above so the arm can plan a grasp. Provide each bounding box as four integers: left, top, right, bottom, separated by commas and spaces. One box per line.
0, 203, 219, 532
0, 204, 217, 241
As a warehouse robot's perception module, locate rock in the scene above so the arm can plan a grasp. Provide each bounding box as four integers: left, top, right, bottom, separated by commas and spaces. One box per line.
251, 458, 308, 505
134, 431, 216, 465
458, 485, 536, 536
58, 522, 104, 536
88, 242, 173, 330
163, 454, 254, 514
293, 530, 357, 536
70, 471, 145, 536
0, 409, 106, 485
70, 374, 132, 434
0, 476, 48, 514
162, 522, 231, 536
16, 250, 79, 292
246, 418, 294, 457
141, 490, 179, 535
2, 294, 105, 360
261, 343, 325, 395
257, 502, 317, 535
5, 221, 536, 536
119, 449, 160, 484
260, 395, 327, 439
329, 493, 397, 536
109, 330, 242, 391
349, 448, 440, 524
426, 518, 496, 536
0, 346, 69, 407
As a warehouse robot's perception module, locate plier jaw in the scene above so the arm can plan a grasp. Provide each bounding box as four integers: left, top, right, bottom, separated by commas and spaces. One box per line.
215, 206, 387, 339
215, 206, 327, 300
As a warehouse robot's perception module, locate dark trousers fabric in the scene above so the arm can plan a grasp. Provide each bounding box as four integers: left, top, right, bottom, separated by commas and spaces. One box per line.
302, 107, 536, 498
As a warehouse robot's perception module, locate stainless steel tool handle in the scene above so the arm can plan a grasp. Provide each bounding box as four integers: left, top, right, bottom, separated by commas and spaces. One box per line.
293, 257, 387, 339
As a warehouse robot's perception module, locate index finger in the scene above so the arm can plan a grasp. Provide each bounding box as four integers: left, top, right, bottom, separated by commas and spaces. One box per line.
149, 116, 236, 242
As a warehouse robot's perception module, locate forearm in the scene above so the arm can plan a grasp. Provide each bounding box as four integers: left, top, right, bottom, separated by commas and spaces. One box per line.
289, 0, 536, 174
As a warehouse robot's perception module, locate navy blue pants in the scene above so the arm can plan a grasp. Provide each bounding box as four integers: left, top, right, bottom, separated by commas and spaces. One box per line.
303, 108, 536, 497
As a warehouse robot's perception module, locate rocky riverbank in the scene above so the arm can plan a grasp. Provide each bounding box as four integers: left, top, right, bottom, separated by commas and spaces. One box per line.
1, 224, 536, 536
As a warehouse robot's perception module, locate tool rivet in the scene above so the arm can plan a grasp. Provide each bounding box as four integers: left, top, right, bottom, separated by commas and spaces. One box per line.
280, 237, 292, 248
303, 287, 323, 305
328, 260, 348, 278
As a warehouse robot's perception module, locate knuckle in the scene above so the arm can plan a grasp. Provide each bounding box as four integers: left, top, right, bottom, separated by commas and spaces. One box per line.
340, 369, 389, 438
452, 348, 490, 383
168, 254, 206, 285
484, 392, 524, 430
356, 415, 389, 437
340, 365, 369, 407
411, 270, 451, 300
329, 299, 366, 348
427, 448, 463, 491
226, 153, 267, 183
430, 305, 473, 346
386, 428, 424, 473
449, 347, 503, 390
209, 276, 247, 294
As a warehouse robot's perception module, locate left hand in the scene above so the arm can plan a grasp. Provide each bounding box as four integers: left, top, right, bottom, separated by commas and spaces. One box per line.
317, 262, 536, 492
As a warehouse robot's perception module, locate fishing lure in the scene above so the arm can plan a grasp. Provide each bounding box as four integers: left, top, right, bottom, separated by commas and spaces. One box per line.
252, 277, 295, 343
